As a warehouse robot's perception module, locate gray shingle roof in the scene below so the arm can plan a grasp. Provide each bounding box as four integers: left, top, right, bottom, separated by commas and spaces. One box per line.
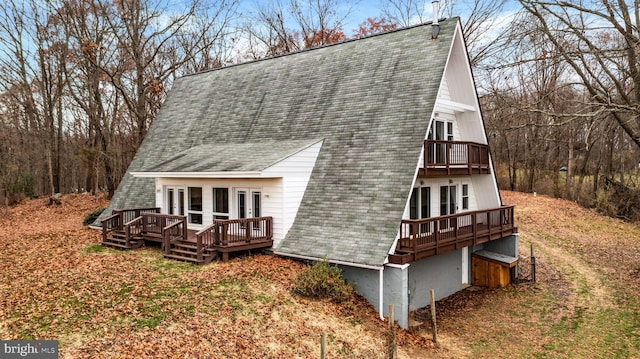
138, 139, 322, 173
97, 18, 459, 267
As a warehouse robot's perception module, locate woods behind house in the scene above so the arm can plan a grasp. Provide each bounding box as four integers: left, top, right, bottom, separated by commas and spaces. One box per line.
1, 0, 639, 220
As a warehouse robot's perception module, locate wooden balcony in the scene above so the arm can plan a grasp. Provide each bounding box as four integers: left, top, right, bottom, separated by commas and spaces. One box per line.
420, 140, 491, 176
101, 208, 273, 264
388, 206, 517, 264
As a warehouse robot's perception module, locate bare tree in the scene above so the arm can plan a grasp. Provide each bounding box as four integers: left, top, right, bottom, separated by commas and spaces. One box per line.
519, 0, 640, 150
243, 0, 351, 59
0, 0, 238, 199
242, 1, 302, 58
99, 0, 239, 147
0, 0, 69, 196
380, 0, 512, 66
380, 0, 427, 27
290, 0, 350, 47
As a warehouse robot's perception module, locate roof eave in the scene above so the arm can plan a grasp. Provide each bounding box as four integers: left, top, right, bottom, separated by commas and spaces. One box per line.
129, 171, 275, 179
273, 251, 384, 270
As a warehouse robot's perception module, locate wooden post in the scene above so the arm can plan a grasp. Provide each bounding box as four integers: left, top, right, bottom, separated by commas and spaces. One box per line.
320, 333, 326, 359
388, 304, 396, 359
531, 244, 536, 283
430, 289, 438, 345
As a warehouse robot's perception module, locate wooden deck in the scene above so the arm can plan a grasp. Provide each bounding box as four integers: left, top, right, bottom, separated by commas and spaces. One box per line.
389, 206, 517, 264
101, 209, 273, 264
420, 140, 491, 176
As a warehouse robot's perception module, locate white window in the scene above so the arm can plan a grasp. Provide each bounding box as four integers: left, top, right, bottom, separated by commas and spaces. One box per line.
462, 184, 469, 210
188, 187, 203, 224
212, 187, 229, 220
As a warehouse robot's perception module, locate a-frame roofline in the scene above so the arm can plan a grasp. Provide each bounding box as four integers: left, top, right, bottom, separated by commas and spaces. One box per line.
99, 17, 463, 267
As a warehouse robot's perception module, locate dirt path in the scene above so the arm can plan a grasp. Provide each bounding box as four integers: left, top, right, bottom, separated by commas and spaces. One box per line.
524, 229, 613, 309
426, 191, 640, 358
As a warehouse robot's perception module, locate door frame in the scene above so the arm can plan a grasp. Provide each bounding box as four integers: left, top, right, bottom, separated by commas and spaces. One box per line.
165, 186, 185, 216
234, 187, 262, 219
439, 184, 458, 216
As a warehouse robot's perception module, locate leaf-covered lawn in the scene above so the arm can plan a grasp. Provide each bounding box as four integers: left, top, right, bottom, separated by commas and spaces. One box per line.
0, 194, 430, 358
427, 191, 640, 358
5, 192, 637, 358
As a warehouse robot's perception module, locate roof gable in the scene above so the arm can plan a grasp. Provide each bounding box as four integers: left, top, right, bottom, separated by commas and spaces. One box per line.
99, 18, 462, 267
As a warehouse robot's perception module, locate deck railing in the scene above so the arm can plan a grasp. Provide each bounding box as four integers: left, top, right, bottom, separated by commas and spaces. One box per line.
117, 212, 187, 246
196, 216, 273, 248
392, 206, 516, 263
423, 140, 490, 175
126, 213, 186, 240
101, 213, 123, 244
103, 207, 160, 232
163, 219, 188, 256
114, 207, 161, 224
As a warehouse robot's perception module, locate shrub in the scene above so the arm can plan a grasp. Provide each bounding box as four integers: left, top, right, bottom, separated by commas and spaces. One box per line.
291, 260, 355, 303
7, 174, 37, 203
83, 208, 106, 226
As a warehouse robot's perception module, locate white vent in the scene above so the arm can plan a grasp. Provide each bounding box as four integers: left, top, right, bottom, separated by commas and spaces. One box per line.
432, 1, 440, 39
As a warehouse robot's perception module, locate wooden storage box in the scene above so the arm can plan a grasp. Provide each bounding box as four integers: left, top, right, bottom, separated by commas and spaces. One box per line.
472, 250, 518, 289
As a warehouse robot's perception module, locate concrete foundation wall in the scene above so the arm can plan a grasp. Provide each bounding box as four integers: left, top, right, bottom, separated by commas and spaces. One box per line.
339, 234, 519, 329
408, 249, 464, 310
471, 234, 519, 257
340, 264, 409, 328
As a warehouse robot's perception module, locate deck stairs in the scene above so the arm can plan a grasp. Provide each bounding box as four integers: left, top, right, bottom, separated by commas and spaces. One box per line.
102, 229, 144, 250
163, 239, 217, 265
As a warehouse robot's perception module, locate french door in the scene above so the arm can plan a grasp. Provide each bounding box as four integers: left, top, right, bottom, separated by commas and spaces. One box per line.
428, 119, 454, 164
166, 186, 185, 216
440, 185, 457, 216
410, 187, 430, 220
410, 187, 432, 234
235, 188, 261, 219
236, 188, 262, 231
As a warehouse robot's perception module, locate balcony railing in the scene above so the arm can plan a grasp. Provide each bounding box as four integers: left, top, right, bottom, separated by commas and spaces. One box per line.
389, 206, 517, 264
422, 140, 490, 176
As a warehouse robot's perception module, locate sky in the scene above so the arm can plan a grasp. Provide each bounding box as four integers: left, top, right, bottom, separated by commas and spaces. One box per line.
242, 0, 522, 36
237, 0, 437, 35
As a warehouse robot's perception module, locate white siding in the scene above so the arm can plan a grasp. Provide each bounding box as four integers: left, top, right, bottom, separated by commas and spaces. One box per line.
153, 141, 322, 248
154, 178, 162, 207
155, 177, 283, 239
263, 141, 322, 247
424, 23, 501, 209
440, 76, 451, 101
470, 175, 501, 209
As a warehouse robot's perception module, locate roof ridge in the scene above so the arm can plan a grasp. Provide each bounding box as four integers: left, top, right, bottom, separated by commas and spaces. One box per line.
182, 17, 457, 78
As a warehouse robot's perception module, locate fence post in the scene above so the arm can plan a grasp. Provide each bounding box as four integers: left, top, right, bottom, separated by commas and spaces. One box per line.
531, 244, 536, 283
387, 304, 396, 359
320, 333, 326, 359
430, 289, 438, 346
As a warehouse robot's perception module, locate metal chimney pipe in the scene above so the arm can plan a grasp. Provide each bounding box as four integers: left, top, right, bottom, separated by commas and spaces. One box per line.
432, 1, 440, 39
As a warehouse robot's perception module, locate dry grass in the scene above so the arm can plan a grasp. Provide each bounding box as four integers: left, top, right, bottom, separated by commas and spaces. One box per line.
424, 191, 640, 358
0, 194, 430, 358
2, 192, 639, 358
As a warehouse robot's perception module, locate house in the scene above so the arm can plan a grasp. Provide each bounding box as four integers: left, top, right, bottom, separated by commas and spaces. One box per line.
95, 15, 518, 328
